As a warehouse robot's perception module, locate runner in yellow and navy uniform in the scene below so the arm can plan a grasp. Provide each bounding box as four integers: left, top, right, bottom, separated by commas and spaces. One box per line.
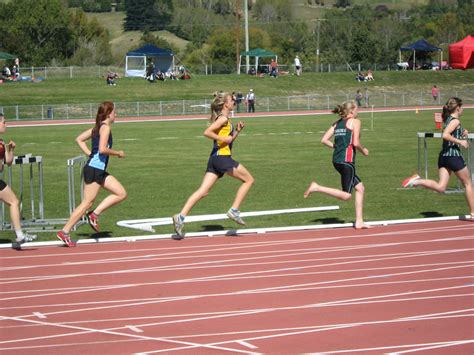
304, 100, 370, 229
172, 92, 255, 239
402, 97, 474, 218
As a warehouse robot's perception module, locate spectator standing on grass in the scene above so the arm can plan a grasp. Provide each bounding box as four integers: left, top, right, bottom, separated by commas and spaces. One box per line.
355, 89, 363, 107
172, 92, 254, 239
57, 102, 127, 247
304, 101, 370, 229
294, 55, 302, 76
0, 113, 37, 250
246, 89, 256, 112
432, 85, 440, 102
270, 58, 278, 78
402, 97, 473, 219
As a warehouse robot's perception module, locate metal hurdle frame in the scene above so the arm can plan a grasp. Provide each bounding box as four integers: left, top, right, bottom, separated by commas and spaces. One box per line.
417, 132, 474, 193
0, 154, 87, 231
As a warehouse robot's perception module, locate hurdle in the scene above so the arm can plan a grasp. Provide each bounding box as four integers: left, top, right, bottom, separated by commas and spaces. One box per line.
417, 132, 474, 193
117, 206, 340, 232
0, 154, 87, 231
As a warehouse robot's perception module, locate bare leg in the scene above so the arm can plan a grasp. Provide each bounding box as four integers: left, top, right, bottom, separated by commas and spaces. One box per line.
304, 181, 351, 201
354, 183, 370, 229
0, 186, 21, 231
93, 175, 127, 215
453, 167, 474, 216
63, 182, 101, 233
226, 163, 255, 209
180, 173, 219, 216
414, 168, 450, 193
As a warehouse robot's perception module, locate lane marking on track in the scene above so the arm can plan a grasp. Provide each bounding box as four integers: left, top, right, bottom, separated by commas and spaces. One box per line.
126, 325, 144, 333
0, 315, 252, 354
236, 340, 258, 349
32, 312, 46, 319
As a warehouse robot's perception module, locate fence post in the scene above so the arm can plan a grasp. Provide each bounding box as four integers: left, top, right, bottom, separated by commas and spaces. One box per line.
327, 96, 330, 110
328, 64, 331, 73
287, 97, 290, 111
31, 66, 34, 79
267, 97, 270, 112
66, 104, 69, 119
45, 67, 47, 79
70, 66, 73, 79
183, 100, 185, 114
358, 63, 361, 72
384, 93, 387, 107
160, 101, 162, 116
307, 95, 310, 110
15, 106, 19, 120
137, 101, 140, 116
402, 93, 405, 106
41, 105, 44, 120
90, 103, 93, 118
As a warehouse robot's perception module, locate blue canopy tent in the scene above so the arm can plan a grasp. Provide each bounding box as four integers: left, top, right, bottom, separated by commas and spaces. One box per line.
399, 39, 442, 71
125, 44, 175, 77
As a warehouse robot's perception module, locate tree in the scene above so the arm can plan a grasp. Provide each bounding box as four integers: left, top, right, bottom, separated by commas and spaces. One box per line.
0, 0, 74, 65
124, 0, 173, 31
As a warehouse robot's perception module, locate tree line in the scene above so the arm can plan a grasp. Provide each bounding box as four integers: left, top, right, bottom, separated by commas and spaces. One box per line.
0, 0, 472, 69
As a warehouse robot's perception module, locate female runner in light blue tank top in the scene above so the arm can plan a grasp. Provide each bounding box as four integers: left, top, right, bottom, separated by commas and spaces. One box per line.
57, 102, 127, 247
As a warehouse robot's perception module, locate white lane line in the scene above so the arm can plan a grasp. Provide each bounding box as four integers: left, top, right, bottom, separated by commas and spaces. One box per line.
1, 222, 470, 261
388, 340, 474, 354
0, 315, 253, 354
126, 325, 144, 333
1, 247, 471, 304
32, 312, 46, 319
236, 340, 258, 349
316, 340, 474, 354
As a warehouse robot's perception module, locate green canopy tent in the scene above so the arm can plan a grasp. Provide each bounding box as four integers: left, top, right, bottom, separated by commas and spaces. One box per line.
239, 48, 278, 74
0, 51, 17, 60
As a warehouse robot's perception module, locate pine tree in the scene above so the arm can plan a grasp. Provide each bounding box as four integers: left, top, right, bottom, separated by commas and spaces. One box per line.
124, 0, 173, 31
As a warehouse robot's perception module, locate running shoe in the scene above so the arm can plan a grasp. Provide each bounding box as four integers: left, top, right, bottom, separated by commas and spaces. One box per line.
86, 211, 99, 233
227, 208, 246, 225
12, 233, 37, 250
401, 174, 420, 188
56, 230, 77, 247
172, 214, 185, 239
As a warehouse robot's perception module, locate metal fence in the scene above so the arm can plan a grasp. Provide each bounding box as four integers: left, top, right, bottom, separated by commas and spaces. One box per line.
1, 90, 473, 122
13, 62, 408, 79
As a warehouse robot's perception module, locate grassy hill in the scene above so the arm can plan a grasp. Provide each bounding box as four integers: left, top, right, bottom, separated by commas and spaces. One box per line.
85, 12, 190, 60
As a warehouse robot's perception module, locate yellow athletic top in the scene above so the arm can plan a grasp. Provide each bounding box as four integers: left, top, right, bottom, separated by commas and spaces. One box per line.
210, 116, 234, 156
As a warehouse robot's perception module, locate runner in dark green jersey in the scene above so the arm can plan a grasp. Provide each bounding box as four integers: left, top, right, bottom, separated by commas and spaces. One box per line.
402, 97, 473, 218
304, 101, 370, 229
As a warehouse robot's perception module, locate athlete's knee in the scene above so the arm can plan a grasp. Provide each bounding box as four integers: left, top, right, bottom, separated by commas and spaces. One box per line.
117, 188, 127, 201
245, 174, 255, 185
355, 182, 365, 193
8, 196, 20, 208
341, 193, 352, 201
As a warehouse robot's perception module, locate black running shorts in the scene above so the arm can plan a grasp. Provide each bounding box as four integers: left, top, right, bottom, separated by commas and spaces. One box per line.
206, 156, 239, 178
83, 165, 109, 185
0, 179, 7, 191
333, 162, 361, 193
438, 154, 466, 172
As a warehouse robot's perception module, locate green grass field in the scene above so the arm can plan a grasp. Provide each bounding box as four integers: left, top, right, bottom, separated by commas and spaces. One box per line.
1, 109, 471, 243
2, 71, 474, 107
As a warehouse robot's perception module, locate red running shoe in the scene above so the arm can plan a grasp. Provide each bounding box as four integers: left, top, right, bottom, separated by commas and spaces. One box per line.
86, 211, 100, 232
56, 230, 76, 247
401, 174, 420, 188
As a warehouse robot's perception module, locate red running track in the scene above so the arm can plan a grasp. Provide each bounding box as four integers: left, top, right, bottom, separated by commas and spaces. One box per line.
0, 220, 473, 354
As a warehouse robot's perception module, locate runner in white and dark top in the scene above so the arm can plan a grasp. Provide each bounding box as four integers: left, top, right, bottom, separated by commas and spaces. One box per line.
57, 102, 127, 247
304, 100, 370, 229
402, 97, 474, 218
0, 113, 37, 249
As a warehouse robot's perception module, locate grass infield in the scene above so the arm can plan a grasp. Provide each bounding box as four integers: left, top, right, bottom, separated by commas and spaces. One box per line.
1, 109, 471, 243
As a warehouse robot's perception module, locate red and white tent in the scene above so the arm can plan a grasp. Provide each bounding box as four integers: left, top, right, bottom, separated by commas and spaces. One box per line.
449, 35, 474, 69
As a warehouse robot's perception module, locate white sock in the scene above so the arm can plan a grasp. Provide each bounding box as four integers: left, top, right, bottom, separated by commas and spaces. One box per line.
15, 230, 24, 241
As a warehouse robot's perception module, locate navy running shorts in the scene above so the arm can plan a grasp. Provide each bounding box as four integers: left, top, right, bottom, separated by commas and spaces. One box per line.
438, 154, 466, 172
83, 165, 109, 185
333, 162, 361, 193
206, 156, 239, 178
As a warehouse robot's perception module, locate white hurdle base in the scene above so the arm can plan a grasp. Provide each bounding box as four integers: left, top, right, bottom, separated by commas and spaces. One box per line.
116, 206, 340, 232
1, 214, 471, 249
